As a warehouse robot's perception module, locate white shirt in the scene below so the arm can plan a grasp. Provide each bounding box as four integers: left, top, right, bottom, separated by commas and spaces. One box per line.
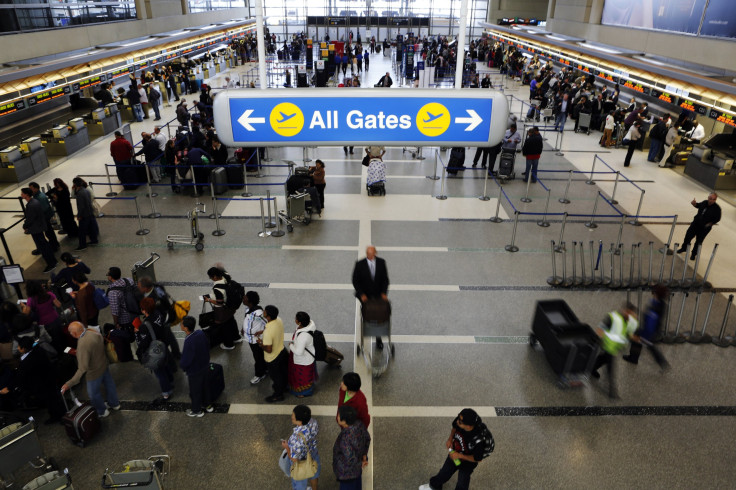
138, 87, 148, 104
226, 79, 236, 88
153, 132, 167, 152
605, 114, 615, 131
290, 321, 316, 366
689, 123, 705, 141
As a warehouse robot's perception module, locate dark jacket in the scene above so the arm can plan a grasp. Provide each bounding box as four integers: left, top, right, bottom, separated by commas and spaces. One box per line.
352, 257, 389, 299
135, 310, 169, 361
75, 187, 95, 219
522, 133, 544, 158
22, 197, 47, 234
180, 330, 210, 376
136, 138, 162, 163
209, 144, 228, 166
333, 421, 371, 481
127, 87, 141, 105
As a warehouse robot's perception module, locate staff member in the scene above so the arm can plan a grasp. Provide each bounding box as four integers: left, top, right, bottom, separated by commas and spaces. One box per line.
677, 193, 721, 261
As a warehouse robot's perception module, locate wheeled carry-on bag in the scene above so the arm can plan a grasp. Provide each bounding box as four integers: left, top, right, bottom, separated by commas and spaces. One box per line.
324, 346, 344, 367
497, 150, 515, 180
61, 390, 100, 447
207, 362, 225, 402
210, 167, 227, 195
225, 159, 244, 190
447, 147, 465, 175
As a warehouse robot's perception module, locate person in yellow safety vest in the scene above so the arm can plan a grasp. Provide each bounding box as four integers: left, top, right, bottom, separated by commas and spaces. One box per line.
591, 303, 639, 399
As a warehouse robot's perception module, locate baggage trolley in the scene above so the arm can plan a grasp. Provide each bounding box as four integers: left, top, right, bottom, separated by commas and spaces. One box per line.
576, 112, 592, 135
166, 202, 205, 251
278, 191, 311, 233
402, 146, 419, 159
356, 299, 395, 378
22, 468, 73, 489
101, 455, 170, 490
0, 415, 58, 488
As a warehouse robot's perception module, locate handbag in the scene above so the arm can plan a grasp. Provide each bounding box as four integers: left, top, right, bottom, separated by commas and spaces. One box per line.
105, 338, 119, 363
199, 301, 216, 329
290, 433, 317, 481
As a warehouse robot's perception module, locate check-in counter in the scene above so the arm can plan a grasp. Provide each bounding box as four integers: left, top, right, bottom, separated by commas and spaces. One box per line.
41, 121, 90, 157
0, 145, 36, 183
86, 105, 122, 137
684, 151, 736, 190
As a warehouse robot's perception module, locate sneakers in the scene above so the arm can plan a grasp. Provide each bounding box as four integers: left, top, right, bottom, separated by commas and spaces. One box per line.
250, 375, 267, 385
43, 264, 57, 274
233, 337, 245, 344
99, 409, 110, 418
205, 404, 215, 413
186, 409, 204, 417
31, 249, 40, 256
419, 485, 434, 490
107, 403, 121, 411
676, 247, 686, 254
219, 343, 235, 351
265, 394, 285, 403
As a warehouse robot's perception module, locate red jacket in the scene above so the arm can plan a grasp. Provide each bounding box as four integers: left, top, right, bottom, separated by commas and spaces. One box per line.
337, 389, 370, 429
110, 136, 133, 162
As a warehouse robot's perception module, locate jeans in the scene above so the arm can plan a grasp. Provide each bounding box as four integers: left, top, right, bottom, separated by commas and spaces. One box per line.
30, 232, 56, 268
132, 103, 144, 122
249, 342, 267, 377
648, 139, 662, 162
554, 112, 567, 132
266, 349, 288, 396
279, 449, 321, 490
428, 456, 478, 490
153, 364, 174, 395
87, 367, 120, 415
339, 479, 362, 490
524, 158, 539, 182
151, 101, 161, 119
623, 140, 637, 167
187, 369, 210, 413
78, 216, 99, 248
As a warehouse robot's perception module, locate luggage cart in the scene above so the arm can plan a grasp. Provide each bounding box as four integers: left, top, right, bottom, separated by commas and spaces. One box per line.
132, 253, 161, 284
356, 299, 395, 378
166, 203, 205, 251
22, 469, 73, 490
278, 191, 311, 233
576, 112, 592, 135
101, 455, 170, 490
0, 415, 58, 488
402, 146, 419, 159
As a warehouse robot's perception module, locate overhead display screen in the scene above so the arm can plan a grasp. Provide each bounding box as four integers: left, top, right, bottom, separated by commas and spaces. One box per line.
601, 0, 707, 35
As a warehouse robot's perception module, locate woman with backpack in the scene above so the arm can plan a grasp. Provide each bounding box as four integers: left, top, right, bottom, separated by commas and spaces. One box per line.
205, 266, 242, 351
136, 297, 175, 401
288, 311, 317, 398
22, 280, 63, 353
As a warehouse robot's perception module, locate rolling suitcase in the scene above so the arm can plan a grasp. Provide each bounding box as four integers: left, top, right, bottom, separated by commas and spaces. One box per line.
207, 362, 225, 402
324, 346, 344, 367
497, 150, 515, 180
61, 389, 100, 447
672, 151, 690, 166
225, 158, 244, 189
210, 167, 227, 194
447, 147, 465, 175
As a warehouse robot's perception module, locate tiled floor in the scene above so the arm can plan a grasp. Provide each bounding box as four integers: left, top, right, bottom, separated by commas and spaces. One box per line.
3, 50, 736, 489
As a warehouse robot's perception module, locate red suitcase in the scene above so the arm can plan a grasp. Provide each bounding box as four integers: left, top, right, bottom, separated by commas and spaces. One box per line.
62, 390, 100, 447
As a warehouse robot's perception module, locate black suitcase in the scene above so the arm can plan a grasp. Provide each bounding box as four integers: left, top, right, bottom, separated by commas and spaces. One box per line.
447, 147, 465, 175
210, 167, 227, 195
117, 163, 145, 190
207, 362, 225, 402
362, 299, 391, 322
498, 150, 515, 179
61, 390, 100, 447
225, 162, 244, 189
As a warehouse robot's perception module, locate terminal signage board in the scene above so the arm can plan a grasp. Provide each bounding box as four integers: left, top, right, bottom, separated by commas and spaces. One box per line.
650, 89, 678, 106
0, 99, 25, 117
27, 86, 67, 107
213, 89, 509, 147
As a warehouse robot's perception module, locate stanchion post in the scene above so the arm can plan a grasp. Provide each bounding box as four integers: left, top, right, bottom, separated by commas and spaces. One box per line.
585, 156, 596, 185
520, 172, 533, 203
628, 189, 645, 226
560, 243, 568, 286
610, 171, 620, 204
665, 292, 689, 343
144, 163, 157, 198
584, 192, 600, 228
505, 211, 520, 253
558, 170, 572, 204
241, 162, 253, 197
684, 290, 702, 340
614, 214, 626, 254
690, 291, 715, 344
547, 240, 561, 286
479, 170, 491, 201
678, 243, 691, 287
146, 180, 160, 219
490, 185, 504, 223
104, 165, 117, 197
580, 241, 591, 286
190, 165, 198, 197
537, 189, 551, 227
257, 198, 271, 238
667, 242, 679, 287
134, 197, 150, 235
208, 182, 220, 219
270, 196, 285, 237
684, 245, 703, 289
416, 146, 426, 160
427, 150, 440, 180
555, 130, 564, 156
262, 147, 273, 162
265, 190, 276, 228
660, 215, 678, 255
568, 241, 578, 286
698, 243, 718, 289
436, 163, 448, 200
711, 294, 733, 347
647, 241, 654, 285
212, 194, 226, 236
555, 213, 568, 252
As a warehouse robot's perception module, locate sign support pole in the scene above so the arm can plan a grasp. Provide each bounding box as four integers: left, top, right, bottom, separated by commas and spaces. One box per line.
255, 0, 268, 89
454, 0, 470, 90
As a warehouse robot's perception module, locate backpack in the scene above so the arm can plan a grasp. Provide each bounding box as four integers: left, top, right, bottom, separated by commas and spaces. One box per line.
479, 423, 495, 460
216, 279, 244, 312
93, 287, 110, 310
140, 322, 167, 371
107, 279, 142, 315
306, 330, 328, 362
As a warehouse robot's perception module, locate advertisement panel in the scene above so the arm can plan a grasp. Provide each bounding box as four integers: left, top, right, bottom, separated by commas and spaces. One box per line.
700, 0, 736, 39
601, 0, 706, 35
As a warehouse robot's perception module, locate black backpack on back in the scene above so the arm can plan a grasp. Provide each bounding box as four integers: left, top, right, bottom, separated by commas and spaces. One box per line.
307, 330, 328, 362
216, 279, 244, 312
107, 278, 142, 316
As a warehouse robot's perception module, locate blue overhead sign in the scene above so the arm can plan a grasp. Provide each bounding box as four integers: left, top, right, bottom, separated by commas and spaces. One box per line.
213, 88, 509, 147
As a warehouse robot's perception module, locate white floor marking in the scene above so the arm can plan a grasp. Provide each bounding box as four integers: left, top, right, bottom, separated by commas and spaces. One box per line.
268, 282, 460, 291
226, 404, 498, 418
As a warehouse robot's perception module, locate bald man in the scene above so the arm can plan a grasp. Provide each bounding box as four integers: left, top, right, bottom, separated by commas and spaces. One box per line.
352, 246, 390, 348
62, 322, 120, 417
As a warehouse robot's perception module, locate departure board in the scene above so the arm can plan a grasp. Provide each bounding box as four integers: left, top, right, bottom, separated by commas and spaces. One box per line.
27, 86, 67, 106
0, 99, 26, 117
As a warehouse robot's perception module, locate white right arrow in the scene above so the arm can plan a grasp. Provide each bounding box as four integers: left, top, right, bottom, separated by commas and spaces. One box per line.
237, 109, 265, 131
454, 109, 483, 132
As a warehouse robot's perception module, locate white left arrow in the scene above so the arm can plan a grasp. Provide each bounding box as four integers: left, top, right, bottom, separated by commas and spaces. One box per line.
454, 109, 483, 132
237, 109, 265, 131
